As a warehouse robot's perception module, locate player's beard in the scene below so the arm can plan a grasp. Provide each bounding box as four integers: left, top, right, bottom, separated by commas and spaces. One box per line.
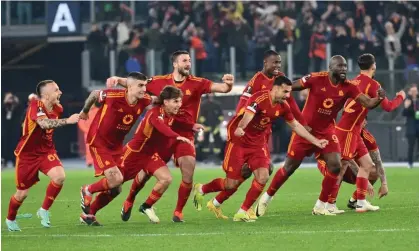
333, 72, 346, 83
178, 68, 190, 77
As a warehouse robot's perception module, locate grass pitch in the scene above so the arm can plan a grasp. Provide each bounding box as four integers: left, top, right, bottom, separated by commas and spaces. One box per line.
2, 167, 418, 251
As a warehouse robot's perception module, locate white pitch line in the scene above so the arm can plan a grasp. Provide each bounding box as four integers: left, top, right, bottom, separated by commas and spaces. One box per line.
3, 228, 418, 238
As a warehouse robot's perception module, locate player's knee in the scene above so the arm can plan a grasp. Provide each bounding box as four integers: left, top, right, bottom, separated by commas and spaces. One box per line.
14, 190, 28, 202
161, 175, 173, 187
51, 173, 66, 185
283, 164, 297, 176
179, 156, 196, 169
326, 160, 341, 174
225, 179, 239, 190
255, 170, 270, 184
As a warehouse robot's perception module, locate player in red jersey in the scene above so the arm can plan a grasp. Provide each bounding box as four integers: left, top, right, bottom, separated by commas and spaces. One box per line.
78, 72, 153, 225
193, 76, 328, 221
5, 80, 80, 231
256, 55, 385, 217
200, 50, 308, 219
327, 54, 406, 213
106, 50, 234, 222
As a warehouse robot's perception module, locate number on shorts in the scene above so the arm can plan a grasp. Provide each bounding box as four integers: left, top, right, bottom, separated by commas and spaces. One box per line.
332, 135, 339, 144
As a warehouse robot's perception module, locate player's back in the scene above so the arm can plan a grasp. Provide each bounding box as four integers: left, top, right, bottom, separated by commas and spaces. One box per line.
300, 72, 362, 134
337, 74, 380, 133
15, 99, 62, 156
126, 106, 176, 156
87, 89, 151, 151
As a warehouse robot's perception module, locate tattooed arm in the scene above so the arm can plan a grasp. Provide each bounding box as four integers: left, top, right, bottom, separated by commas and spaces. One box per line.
347, 159, 359, 176
370, 149, 387, 184
37, 113, 80, 129
81, 91, 100, 114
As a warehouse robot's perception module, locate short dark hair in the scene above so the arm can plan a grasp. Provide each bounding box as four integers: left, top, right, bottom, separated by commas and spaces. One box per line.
273, 76, 292, 86
36, 80, 55, 96
171, 50, 189, 63
358, 53, 375, 70
263, 49, 279, 60
158, 85, 183, 104
127, 72, 147, 81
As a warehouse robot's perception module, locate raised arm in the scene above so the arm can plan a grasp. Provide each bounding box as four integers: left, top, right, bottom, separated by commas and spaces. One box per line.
234, 111, 255, 137
380, 90, 405, 112
210, 74, 234, 93
81, 90, 100, 114
292, 79, 307, 91
356, 93, 383, 109
37, 114, 79, 129
106, 76, 128, 88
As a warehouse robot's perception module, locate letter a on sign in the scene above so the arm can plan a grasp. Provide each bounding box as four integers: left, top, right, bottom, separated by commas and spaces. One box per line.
51, 3, 76, 32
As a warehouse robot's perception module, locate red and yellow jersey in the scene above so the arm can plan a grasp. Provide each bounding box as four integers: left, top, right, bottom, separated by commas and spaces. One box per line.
15, 100, 63, 156
125, 106, 180, 156
227, 90, 295, 148
299, 72, 362, 134
146, 74, 212, 138
87, 89, 151, 153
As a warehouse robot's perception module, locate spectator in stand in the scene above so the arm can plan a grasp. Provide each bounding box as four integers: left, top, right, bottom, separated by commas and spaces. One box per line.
403, 84, 419, 169
86, 23, 108, 81
254, 15, 273, 70
309, 22, 327, 72
189, 27, 208, 76
144, 21, 164, 75
384, 15, 407, 68
332, 24, 350, 58
1, 92, 21, 168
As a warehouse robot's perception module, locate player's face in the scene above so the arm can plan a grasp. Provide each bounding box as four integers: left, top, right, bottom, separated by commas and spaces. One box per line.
164, 97, 182, 115
264, 55, 281, 76
44, 82, 62, 105
371, 62, 377, 76
330, 57, 348, 82
274, 84, 292, 103
128, 79, 147, 99
174, 54, 191, 76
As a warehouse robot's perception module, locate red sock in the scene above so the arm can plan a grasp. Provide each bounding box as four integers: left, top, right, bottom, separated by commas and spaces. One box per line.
7, 196, 22, 221
327, 182, 341, 204
90, 191, 116, 215
174, 181, 192, 214
356, 177, 369, 200
202, 178, 225, 194
241, 179, 266, 211
88, 178, 109, 194
267, 167, 288, 197
41, 181, 63, 210
214, 178, 244, 204
145, 190, 163, 207
126, 177, 146, 204
352, 190, 358, 200
319, 172, 338, 203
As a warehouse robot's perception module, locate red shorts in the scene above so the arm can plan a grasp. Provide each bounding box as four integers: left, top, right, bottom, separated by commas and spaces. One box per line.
361, 128, 378, 151
173, 138, 196, 167
15, 152, 62, 190
287, 130, 341, 161
222, 141, 270, 180
121, 147, 166, 181
317, 158, 356, 184
336, 129, 369, 160
89, 146, 123, 177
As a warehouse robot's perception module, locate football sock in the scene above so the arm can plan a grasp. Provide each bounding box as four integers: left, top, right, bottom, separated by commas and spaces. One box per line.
7, 196, 22, 221
266, 167, 288, 197
41, 181, 63, 210
350, 190, 357, 201
356, 177, 369, 202
201, 178, 225, 194
240, 179, 265, 211
87, 178, 109, 194
327, 181, 341, 204
126, 177, 146, 204
90, 191, 116, 215
319, 172, 338, 203
145, 190, 163, 207
174, 181, 192, 214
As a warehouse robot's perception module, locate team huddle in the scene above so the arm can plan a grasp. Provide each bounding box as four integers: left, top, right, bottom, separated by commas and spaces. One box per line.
5, 50, 405, 230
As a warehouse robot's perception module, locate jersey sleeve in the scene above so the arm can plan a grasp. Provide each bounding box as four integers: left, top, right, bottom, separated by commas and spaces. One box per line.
380, 95, 404, 112
198, 78, 213, 95
145, 79, 162, 96
299, 74, 315, 89
244, 91, 267, 114
149, 111, 180, 138
29, 101, 47, 121
282, 102, 296, 123
286, 95, 306, 126
142, 94, 153, 107
347, 83, 362, 100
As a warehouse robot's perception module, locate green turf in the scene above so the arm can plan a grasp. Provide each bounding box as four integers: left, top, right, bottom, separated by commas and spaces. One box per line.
2, 167, 419, 251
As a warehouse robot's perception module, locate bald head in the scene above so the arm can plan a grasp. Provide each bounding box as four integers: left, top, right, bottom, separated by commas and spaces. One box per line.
329, 55, 347, 83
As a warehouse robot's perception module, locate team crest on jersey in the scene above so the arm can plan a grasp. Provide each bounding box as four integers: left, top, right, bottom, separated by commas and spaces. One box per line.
275, 110, 279, 116
37, 107, 46, 117
158, 113, 164, 120
323, 98, 334, 109
260, 117, 271, 125
185, 89, 191, 96
168, 118, 174, 126
247, 102, 258, 113
339, 90, 344, 96
261, 85, 266, 89
122, 114, 134, 125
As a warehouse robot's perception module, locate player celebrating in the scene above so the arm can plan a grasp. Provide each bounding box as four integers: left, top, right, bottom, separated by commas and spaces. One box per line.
200, 50, 307, 220
256, 55, 385, 216
79, 72, 152, 225
329, 53, 406, 212
193, 76, 328, 222
107, 50, 234, 222
5, 80, 80, 231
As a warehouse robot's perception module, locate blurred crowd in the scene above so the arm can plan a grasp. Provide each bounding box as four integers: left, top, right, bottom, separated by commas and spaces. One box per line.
85, 1, 419, 80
